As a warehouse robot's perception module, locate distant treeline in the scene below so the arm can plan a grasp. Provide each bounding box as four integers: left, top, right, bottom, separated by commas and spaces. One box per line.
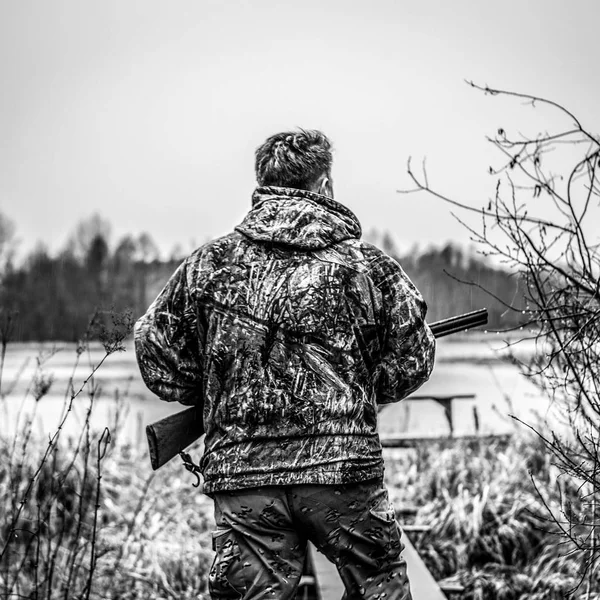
0, 217, 525, 342
397, 245, 525, 327
0, 213, 179, 342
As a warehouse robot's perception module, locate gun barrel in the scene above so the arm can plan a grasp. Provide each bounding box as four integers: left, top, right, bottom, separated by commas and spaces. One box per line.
429, 308, 488, 338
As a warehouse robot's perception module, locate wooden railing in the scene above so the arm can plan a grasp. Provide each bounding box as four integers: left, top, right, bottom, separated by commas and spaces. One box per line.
405, 393, 475, 435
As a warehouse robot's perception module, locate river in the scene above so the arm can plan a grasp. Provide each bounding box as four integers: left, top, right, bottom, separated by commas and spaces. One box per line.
0, 334, 552, 447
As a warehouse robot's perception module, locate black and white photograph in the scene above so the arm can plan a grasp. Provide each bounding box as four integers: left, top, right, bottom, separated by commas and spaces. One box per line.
1, 1, 599, 598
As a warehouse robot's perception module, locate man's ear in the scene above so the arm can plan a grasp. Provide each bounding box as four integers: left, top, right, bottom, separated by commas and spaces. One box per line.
317, 175, 333, 198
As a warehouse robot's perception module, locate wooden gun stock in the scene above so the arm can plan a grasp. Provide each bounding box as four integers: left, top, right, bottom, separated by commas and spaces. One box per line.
145, 308, 488, 470
146, 405, 202, 471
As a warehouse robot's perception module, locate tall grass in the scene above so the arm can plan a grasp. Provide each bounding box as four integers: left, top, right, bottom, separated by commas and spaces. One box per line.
2, 316, 597, 598
0, 312, 214, 599
386, 434, 598, 599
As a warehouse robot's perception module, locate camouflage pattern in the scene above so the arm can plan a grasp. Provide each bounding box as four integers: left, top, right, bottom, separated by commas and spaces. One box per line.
135, 186, 435, 494
209, 478, 412, 599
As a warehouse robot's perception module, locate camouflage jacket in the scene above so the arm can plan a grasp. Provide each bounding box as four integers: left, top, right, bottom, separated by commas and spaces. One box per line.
135, 186, 435, 494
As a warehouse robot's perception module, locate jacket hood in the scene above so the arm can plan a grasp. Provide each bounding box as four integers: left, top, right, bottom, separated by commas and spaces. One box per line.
235, 186, 362, 250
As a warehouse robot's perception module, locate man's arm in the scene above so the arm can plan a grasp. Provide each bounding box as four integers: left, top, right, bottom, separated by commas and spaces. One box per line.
134, 259, 202, 406
371, 254, 435, 404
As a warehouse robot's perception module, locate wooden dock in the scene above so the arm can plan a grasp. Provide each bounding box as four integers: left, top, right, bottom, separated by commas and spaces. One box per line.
293, 390, 506, 598
294, 427, 513, 599
294, 503, 467, 599
301, 535, 453, 600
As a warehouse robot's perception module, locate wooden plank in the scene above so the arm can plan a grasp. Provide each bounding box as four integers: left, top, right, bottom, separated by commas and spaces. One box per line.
395, 504, 420, 516
407, 393, 475, 401
298, 574, 316, 587
401, 534, 447, 600
438, 579, 466, 593
402, 525, 432, 533
308, 542, 344, 600
307, 535, 449, 600
381, 433, 512, 448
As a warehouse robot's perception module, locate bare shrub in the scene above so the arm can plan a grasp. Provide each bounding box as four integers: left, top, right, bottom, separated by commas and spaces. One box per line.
0, 308, 214, 599
400, 81, 600, 596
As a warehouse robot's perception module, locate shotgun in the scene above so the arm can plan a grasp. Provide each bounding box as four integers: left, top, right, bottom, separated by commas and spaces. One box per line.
145, 308, 488, 470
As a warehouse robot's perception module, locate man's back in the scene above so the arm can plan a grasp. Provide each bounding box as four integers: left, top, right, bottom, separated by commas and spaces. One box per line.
135, 130, 434, 600
136, 185, 435, 494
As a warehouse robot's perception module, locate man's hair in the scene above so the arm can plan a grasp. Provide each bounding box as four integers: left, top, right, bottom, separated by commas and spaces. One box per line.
255, 129, 332, 190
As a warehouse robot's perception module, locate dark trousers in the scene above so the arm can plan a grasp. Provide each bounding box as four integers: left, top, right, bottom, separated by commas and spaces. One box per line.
209, 477, 412, 599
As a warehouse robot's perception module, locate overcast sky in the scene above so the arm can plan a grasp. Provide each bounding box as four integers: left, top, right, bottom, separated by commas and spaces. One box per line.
1, 0, 598, 259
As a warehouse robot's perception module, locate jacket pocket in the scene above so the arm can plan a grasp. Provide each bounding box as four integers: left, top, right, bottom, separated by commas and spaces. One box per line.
209, 527, 245, 598
368, 503, 404, 564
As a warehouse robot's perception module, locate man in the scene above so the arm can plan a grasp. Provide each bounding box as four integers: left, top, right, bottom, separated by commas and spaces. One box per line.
135, 130, 436, 599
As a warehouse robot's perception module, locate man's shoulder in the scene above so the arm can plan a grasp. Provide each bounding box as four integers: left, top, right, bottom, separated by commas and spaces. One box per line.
176, 232, 248, 286
336, 239, 416, 297
341, 238, 404, 272
186, 232, 247, 262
